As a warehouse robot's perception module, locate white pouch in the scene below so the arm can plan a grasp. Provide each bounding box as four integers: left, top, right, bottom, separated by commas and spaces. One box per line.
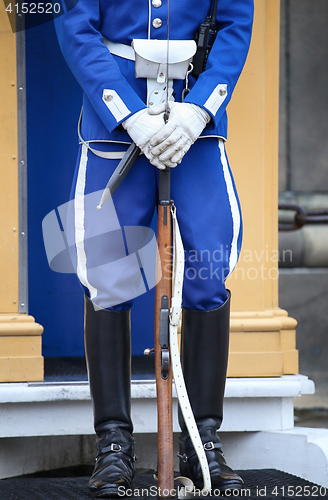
132, 39, 196, 83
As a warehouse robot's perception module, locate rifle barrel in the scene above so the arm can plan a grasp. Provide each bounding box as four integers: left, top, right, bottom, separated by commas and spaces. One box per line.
155, 169, 174, 497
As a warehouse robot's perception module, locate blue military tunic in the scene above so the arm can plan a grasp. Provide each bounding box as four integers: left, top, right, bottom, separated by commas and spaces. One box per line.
54, 0, 253, 311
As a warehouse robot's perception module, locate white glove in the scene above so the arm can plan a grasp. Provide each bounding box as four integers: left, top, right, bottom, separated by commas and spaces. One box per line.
122, 108, 167, 170
149, 102, 211, 168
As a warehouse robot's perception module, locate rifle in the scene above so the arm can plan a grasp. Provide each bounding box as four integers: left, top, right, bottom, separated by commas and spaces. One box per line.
154, 167, 174, 497
99, 157, 175, 497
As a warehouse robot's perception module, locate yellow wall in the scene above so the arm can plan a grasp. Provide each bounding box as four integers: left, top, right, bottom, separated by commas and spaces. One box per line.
0, 9, 43, 382
225, 0, 298, 376
227, 0, 280, 312
0, 10, 19, 313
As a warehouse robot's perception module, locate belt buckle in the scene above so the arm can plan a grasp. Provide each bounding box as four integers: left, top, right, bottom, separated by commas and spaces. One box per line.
204, 441, 215, 451
110, 443, 122, 452
177, 452, 188, 463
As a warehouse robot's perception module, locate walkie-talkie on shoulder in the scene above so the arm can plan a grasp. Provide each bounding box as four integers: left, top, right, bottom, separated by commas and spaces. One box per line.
192, 0, 218, 77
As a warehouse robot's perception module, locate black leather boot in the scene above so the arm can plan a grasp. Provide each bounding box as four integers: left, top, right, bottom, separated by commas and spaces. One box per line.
84, 296, 135, 498
178, 292, 243, 492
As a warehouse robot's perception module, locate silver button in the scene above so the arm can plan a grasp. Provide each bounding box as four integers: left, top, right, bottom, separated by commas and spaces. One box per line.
104, 93, 113, 101
152, 18, 162, 28
152, 0, 162, 7
219, 88, 227, 96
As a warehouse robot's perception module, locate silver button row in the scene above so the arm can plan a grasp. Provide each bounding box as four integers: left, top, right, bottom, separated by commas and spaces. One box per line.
152, 0, 162, 28
152, 17, 162, 28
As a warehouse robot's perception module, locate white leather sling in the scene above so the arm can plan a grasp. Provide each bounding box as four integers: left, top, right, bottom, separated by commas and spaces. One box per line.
169, 204, 212, 496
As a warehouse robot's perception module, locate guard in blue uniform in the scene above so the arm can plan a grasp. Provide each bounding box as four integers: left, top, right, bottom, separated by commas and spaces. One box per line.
55, 0, 253, 496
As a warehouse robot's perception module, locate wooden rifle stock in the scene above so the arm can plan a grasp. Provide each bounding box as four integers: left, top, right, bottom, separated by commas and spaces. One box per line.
154, 168, 174, 497
101, 148, 175, 494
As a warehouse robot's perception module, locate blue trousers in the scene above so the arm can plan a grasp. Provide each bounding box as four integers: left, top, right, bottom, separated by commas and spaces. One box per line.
69, 138, 242, 311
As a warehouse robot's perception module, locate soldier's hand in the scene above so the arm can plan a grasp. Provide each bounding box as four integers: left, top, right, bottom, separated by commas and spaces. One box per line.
122, 108, 167, 170
149, 102, 210, 168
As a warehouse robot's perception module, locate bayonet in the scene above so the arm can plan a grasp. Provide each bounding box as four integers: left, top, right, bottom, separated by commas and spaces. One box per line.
97, 143, 140, 209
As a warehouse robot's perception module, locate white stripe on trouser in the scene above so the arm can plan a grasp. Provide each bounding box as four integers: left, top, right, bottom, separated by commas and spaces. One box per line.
74, 144, 98, 300
219, 140, 241, 276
